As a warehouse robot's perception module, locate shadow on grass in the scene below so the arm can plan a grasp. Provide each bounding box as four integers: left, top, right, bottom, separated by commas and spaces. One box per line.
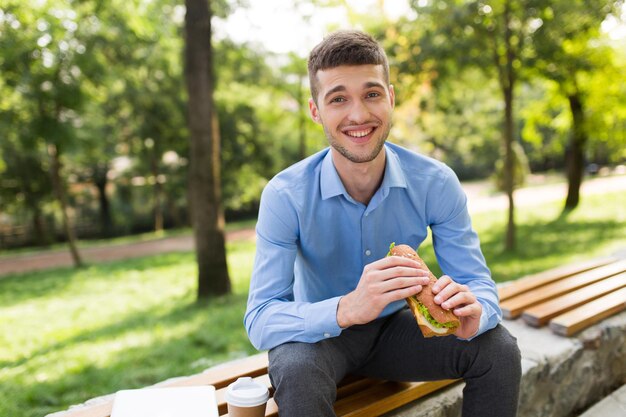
0, 253, 194, 308
1, 290, 249, 369
5, 292, 256, 417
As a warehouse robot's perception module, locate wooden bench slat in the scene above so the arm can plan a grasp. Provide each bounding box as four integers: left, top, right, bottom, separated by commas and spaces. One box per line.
336, 377, 385, 400
334, 379, 459, 417
500, 260, 626, 319
549, 287, 626, 336
57, 403, 113, 417
521, 272, 626, 327
159, 352, 269, 390
498, 257, 617, 301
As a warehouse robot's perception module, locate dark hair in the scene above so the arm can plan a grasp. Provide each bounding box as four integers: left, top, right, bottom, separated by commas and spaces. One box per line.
307, 30, 389, 104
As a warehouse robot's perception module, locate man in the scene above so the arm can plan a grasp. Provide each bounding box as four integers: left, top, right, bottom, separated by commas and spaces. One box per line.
245, 30, 521, 417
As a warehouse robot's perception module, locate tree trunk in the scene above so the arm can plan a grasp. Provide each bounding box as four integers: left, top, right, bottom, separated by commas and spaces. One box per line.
31, 205, 50, 247
94, 164, 113, 237
48, 143, 83, 267
166, 194, 184, 228
503, 85, 516, 251
502, 0, 516, 251
184, 0, 231, 299
564, 90, 586, 210
151, 154, 164, 232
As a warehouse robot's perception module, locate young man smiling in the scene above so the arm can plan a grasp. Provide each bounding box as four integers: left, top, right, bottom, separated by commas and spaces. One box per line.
245, 30, 521, 417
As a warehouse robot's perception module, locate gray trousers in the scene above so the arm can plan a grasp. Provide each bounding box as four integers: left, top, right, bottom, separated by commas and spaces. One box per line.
268, 308, 521, 417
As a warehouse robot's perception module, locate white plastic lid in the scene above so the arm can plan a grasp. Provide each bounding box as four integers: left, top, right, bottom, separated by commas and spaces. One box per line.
225, 377, 269, 407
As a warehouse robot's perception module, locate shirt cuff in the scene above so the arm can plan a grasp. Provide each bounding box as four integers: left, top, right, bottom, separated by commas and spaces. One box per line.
304, 296, 343, 340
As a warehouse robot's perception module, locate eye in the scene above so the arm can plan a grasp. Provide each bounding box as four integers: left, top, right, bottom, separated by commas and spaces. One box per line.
330, 96, 346, 103
366, 92, 381, 99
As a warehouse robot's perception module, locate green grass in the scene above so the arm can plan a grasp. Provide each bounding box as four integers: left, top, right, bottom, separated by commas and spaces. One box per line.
0, 240, 257, 417
0, 193, 624, 417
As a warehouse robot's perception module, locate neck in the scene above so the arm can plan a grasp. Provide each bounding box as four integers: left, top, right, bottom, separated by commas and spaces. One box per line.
331, 148, 386, 205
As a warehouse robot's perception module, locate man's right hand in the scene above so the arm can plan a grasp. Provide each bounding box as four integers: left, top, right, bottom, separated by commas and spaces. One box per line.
336, 256, 430, 328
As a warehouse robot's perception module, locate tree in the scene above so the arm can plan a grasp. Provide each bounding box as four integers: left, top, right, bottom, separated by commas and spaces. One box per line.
184, 0, 231, 299
396, 0, 554, 250
0, 0, 85, 264
529, 0, 625, 210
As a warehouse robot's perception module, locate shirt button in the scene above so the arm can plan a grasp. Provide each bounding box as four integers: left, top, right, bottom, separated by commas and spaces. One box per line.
365, 249, 371, 256
324, 332, 331, 338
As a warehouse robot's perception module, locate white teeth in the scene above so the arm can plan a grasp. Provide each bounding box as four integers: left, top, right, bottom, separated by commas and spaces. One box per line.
346, 129, 372, 138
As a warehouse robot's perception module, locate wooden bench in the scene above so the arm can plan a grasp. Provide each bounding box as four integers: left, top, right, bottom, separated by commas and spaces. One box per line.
54, 352, 459, 417
498, 256, 626, 336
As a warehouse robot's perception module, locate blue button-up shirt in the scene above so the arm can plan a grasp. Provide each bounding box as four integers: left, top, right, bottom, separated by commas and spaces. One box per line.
245, 142, 501, 350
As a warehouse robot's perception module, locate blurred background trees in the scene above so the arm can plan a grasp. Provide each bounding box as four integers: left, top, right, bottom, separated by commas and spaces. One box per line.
1, 0, 624, 254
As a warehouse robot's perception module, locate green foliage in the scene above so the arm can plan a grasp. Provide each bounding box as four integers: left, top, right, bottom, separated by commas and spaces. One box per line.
0, 0, 314, 243
390, 67, 503, 180
1, 0, 625, 246
524, 0, 626, 166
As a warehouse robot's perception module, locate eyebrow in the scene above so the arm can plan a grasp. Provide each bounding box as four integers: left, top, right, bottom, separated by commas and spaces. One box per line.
323, 81, 387, 102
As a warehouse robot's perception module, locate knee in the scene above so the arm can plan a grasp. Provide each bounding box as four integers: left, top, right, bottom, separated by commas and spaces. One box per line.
494, 325, 521, 369
475, 325, 522, 379
269, 342, 336, 388
268, 342, 338, 413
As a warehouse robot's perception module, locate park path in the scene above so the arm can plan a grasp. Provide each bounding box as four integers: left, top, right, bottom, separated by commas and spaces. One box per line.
1, 174, 624, 277
0, 228, 256, 277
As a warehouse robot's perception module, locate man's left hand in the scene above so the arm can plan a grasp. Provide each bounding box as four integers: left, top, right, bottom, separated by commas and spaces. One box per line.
431, 275, 482, 339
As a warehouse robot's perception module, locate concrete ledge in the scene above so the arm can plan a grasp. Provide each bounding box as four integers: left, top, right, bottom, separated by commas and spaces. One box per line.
384, 311, 626, 417
579, 384, 626, 416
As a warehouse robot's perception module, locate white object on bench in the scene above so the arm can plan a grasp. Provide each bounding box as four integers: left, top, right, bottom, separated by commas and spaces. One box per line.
111, 386, 218, 417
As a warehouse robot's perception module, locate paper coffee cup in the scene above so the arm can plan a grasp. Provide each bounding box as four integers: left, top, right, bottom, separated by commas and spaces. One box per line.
225, 377, 269, 417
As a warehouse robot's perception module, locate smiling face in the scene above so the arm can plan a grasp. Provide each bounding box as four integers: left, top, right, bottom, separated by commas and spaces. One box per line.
309, 64, 395, 165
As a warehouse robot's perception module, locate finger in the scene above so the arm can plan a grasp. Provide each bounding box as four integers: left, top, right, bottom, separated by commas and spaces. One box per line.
431, 275, 453, 294
382, 284, 423, 304
433, 281, 465, 304
380, 266, 430, 281
382, 254, 424, 269
366, 267, 428, 286
378, 276, 428, 293
441, 290, 475, 310
452, 302, 482, 317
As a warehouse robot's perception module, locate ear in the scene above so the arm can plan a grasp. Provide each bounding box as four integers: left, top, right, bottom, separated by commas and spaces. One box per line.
309, 98, 322, 124
389, 84, 396, 109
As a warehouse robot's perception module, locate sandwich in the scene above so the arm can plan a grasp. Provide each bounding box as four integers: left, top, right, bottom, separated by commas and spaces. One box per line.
387, 243, 460, 337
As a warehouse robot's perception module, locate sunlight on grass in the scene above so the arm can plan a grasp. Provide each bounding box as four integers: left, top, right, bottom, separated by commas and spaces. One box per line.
0, 249, 257, 417
0, 192, 624, 417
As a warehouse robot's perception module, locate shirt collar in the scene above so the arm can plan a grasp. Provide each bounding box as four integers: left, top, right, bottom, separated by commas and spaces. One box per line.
320, 144, 407, 201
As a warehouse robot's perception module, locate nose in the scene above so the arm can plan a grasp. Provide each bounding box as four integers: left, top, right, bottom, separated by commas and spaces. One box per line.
347, 99, 370, 124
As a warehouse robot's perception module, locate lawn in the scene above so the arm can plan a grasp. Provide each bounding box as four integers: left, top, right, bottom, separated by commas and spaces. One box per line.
1, 191, 624, 417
